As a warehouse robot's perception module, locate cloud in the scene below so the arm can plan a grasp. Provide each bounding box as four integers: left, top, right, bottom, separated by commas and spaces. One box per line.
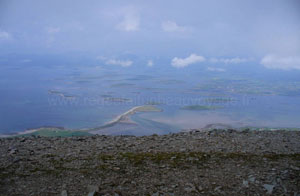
161, 21, 187, 32
147, 60, 153, 67
210, 57, 249, 64
171, 54, 205, 68
260, 54, 300, 70
46, 27, 61, 34
207, 67, 226, 72
0, 30, 13, 41
45, 27, 61, 47
116, 7, 140, 32
105, 59, 133, 67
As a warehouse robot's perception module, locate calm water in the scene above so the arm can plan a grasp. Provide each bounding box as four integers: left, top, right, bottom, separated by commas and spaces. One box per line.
1, 57, 300, 135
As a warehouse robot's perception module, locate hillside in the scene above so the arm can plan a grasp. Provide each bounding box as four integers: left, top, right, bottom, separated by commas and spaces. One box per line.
1, 129, 299, 195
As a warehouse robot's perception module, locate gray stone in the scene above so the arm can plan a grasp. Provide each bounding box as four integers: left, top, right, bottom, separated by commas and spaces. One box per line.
242, 180, 249, 187
263, 184, 275, 195
87, 185, 99, 196
291, 165, 300, 171
248, 176, 256, 182
61, 190, 68, 196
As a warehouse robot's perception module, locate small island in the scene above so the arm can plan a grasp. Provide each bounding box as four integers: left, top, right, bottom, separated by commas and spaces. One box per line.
181, 105, 224, 110
104, 97, 132, 102
48, 90, 76, 99
204, 97, 235, 103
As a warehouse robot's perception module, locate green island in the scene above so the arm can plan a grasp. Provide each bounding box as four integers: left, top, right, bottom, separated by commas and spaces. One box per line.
104, 97, 132, 102
145, 101, 163, 105
181, 105, 224, 111
156, 79, 185, 85
48, 90, 76, 99
100, 94, 113, 98
204, 97, 235, 103
125, 75, 154, 81
110, 83, 135, 88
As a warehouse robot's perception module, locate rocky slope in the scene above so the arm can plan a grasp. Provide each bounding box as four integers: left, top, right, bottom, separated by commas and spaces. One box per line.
0, 129, 299, 195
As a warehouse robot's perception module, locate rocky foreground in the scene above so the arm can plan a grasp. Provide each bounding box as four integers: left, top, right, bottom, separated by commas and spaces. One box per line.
0, 129, 300, 196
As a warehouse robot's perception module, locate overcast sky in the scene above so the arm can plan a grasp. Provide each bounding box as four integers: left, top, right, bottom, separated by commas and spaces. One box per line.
0, 0, 300, 69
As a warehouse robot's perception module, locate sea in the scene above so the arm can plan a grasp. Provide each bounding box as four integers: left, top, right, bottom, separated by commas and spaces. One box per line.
1, 54, 300, 135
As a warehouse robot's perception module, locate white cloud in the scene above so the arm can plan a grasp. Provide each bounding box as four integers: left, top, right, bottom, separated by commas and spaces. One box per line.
0, 30, 13, 41
207, 67, 226, 72
260, 54, 300, 70
116, 8, 139, 32
105, 59, 133, 67
45, 27, 61, 47
147, 60, 153, 67
46, 27, 60, 34
171, 54, 205, 68
210, 57, 249, 64
161, 21, 186, 32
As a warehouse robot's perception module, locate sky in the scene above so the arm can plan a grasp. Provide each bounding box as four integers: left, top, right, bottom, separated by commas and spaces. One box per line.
0, 0, 300, 70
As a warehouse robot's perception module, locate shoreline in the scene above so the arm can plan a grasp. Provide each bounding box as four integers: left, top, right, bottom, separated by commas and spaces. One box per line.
0, 105, 163, 137
1, 104, 300, 137
2, 124, 300, 138
0, 126, 66, 138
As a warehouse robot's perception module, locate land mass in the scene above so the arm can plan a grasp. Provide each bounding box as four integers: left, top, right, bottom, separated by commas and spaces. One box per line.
48, 90, 76, 99
0, 129, 299, 195
181, 105, 224, 111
